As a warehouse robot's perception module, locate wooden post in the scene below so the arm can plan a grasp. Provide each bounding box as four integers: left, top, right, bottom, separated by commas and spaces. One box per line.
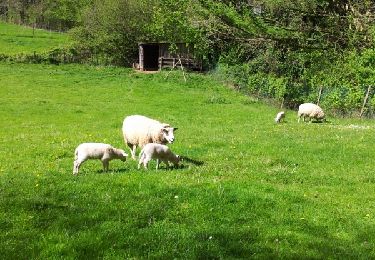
165, 58, 187, 82
178, 58, 187, 82
139, 45, 144, 71
317, 86, 323, 105
159, 57, 163, 71
360, 85, 372, 118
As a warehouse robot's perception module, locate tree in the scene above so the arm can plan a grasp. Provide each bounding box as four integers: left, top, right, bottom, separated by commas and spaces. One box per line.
0, 0, 93, 30
72, 0, 154, 65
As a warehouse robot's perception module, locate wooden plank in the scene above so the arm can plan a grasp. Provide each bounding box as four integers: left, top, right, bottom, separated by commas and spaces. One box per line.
139, 45, 144, 71
317, 86, 323, 105
360, 85, 372, 118
158, 57, 201, 70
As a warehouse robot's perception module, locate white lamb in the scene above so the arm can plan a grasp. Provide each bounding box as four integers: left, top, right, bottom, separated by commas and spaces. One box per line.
122, 115, 177, 160
73, 143, 128, 175
275, 111, 285, 123
298, 103, 325, 122
138, 143, 181, 170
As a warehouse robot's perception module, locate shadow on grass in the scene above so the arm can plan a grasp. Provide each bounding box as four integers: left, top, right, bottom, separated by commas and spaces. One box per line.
94, 168, 129, 174
137, 164, 196, 171
296, 120, 331, 124
312, 120, 331, 124
180, 155, 204, 166
135, 155, 204, 171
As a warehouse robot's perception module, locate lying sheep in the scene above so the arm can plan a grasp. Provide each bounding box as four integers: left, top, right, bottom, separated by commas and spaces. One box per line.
122, 115, 177, 160
73, 143, 128, 175
138, 143, 180, 170
275, 111, 285, 123
298, 103, 325, 122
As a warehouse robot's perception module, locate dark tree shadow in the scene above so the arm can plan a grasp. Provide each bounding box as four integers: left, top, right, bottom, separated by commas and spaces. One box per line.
180, 155, 204, 166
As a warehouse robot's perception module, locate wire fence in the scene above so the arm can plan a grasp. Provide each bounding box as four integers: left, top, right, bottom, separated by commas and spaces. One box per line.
0, 48, 115, 66
273, 84, 375, 118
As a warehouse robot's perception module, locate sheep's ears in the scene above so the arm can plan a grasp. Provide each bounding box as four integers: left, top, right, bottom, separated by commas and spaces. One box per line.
173, 127, 178, 131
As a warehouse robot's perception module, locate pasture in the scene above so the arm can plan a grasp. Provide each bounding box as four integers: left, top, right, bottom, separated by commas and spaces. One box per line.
0, 22, 69, 55
1, 62, 375, 258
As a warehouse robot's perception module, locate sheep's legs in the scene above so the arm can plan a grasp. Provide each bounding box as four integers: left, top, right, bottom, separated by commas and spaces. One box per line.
137, 160, 142, 169
73, 159, 84, 175
130, 144, 137, 160
156, 159, 160, 170
138, 152, 146, 169
102, 160, 109, 172
143, 160, 149, 169
73, 161, 79, 175
163, 160, 169, 170
138, 158, 144, 169
163, 160, 170, 170
141, 156, 151, 169
298, 115, 306, 123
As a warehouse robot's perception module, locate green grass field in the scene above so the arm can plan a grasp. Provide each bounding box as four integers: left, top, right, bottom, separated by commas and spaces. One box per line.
0, 22, 69, 55
1, 62, 375, 258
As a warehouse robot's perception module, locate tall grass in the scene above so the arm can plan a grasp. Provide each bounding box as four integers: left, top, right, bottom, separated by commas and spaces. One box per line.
1, 62, 375, 258
0, 22, 69, 55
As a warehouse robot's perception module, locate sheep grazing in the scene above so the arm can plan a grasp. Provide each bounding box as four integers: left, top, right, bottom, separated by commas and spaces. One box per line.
122, 115, 177, 160
138, 143, 180, 170
73, 143, 128, 175
275, 111, 285, 123
298, 103, 325, 123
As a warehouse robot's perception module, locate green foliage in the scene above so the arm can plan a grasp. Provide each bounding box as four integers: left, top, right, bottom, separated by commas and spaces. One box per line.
148, 0, 197, 42
1, 0, 93, 30
70, 0, 154, 65
0, 22, 99, 65
2, 0, 375, 115
200, 0, 375, 115
1, 63, 375, 258
215, 46, 375, 115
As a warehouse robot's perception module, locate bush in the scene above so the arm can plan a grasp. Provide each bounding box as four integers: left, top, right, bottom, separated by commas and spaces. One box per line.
215, 48, 375, 117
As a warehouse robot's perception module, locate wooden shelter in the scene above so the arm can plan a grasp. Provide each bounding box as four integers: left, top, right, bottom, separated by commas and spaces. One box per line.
138, 42, 202, 71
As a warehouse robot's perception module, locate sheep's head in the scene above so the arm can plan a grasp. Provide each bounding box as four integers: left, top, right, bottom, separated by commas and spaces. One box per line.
117, 149, 128, 161
173, 155, 181, 168
315, 110, 325, 121
318, 115, 326, 122
161, 125, 177, 144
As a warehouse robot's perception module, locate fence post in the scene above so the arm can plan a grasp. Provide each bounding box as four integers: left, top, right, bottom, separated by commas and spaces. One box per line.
360, 85, 372, 118
317, 86, 323, 105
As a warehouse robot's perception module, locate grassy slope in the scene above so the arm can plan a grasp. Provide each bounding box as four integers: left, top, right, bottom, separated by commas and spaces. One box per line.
0, 22, 69, 55
1, 63, 375, 258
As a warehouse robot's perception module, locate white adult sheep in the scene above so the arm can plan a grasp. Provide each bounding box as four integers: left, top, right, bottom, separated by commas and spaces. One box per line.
138, 143, 181, 170
298, 103, 325, 123
73, 143, 128, 175
122, 115, 177, 160
275, 111, 285, 123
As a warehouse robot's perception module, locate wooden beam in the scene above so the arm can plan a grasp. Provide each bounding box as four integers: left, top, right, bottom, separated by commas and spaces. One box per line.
360, 85, 372, 118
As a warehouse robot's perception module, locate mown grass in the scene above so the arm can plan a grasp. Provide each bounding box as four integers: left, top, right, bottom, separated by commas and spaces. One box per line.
0, 22, 69, 55
1, 62, 375, 258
